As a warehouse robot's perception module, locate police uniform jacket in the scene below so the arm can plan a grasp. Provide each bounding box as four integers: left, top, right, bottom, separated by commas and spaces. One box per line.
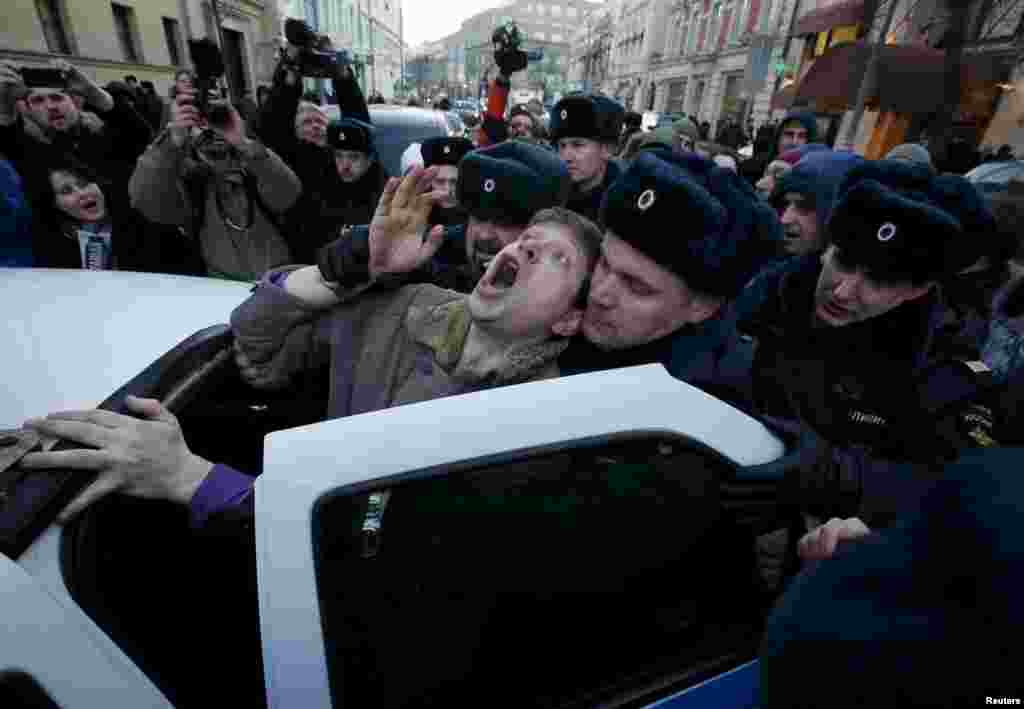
566, 159, 621, 223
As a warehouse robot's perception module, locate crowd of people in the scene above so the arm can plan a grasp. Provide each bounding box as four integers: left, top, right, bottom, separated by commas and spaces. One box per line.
5, 43, 1024, 706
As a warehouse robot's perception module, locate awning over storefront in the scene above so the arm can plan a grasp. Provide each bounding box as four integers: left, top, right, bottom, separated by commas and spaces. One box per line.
792, 41, 1010, 115
795, 0, 867, 36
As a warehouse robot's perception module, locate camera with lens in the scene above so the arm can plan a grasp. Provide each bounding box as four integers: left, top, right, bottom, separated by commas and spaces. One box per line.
492, 21, 528, 75
283, 18, 338, 78
187, 38, 232, 128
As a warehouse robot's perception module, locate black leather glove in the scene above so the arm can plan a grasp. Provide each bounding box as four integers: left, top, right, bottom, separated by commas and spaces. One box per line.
315, 225, 371, 287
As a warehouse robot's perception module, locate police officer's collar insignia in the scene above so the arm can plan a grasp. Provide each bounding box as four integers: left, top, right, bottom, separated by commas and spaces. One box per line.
483, 178, 496, 193
560, 108, 568, 120
443, 145, 451, 154
338, 131, 346, 142
637, 189, 656, 211
877, 222, 897, 242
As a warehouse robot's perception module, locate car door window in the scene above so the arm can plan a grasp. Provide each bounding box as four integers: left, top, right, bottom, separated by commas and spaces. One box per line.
311, 433, 765, 708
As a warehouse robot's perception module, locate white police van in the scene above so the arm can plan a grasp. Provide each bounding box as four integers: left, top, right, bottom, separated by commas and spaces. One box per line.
1, 269, 786, 708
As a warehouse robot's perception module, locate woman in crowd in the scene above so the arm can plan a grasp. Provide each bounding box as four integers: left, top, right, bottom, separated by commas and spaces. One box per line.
26, 153, 201, 273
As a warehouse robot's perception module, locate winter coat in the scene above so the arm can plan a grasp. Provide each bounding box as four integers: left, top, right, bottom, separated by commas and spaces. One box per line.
559, 300, 756, 413
129, 135, 299, 281
230, 266, 568, 421
0, 102, 152, 196
28, 181, 203, 275
257, 70, 381, 265
565, 159, 622, 223
983, 276, 1024, 444
0, 158, 34, 267
932, 264, 1012, 361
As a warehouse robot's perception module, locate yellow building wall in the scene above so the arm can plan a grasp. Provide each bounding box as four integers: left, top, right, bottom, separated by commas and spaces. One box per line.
0, 2, 52, 53
1, 0, 188, 92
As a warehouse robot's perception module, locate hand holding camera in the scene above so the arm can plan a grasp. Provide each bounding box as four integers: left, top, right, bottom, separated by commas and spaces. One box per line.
492, 22, 528, 77
282, 19, 340, 79
169, 89, 201, 147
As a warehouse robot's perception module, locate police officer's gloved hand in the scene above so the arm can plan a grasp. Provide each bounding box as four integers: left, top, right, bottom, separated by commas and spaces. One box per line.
765, 417, 862, 521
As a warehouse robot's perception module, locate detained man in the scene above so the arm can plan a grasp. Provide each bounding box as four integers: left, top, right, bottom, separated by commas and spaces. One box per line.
20, 166, 602, 526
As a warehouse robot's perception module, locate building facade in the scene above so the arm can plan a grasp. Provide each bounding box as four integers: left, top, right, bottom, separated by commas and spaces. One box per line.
284, 0, 405, 100
1, 0, 280, 99
425, 0, 599, 106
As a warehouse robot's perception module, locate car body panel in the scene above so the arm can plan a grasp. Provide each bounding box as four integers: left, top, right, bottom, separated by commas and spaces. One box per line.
965, 160, 1024, 194
255, 364, 785, 708
648, 660, 760, 708
0, 547, 172, 707
1, 269, 251, 427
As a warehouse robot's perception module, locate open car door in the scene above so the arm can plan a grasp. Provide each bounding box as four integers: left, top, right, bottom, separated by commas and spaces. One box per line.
255, 364, 786, 708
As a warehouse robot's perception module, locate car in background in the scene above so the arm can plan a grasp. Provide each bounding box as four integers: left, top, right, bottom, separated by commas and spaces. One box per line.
444, 110, 468, 138
965, 159, 1024, 196
324, 104, 449, 177
1, 268, 795, 707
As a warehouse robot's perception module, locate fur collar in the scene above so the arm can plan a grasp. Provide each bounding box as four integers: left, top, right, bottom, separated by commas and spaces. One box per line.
21, 110, 105, 145
406, 297, 567, 385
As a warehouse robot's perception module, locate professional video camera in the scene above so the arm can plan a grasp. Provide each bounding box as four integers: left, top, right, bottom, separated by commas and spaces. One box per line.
187, 38, 231, 127
492, 21, 528, 75
283, 18, 339, 78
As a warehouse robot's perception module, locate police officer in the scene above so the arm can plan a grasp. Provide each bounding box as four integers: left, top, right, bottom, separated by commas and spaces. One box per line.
737, 160, 999, 528
549, 94, 625, 222
419, 136, 474, 228
328, 140, 571, 294
559, 149, 782, 410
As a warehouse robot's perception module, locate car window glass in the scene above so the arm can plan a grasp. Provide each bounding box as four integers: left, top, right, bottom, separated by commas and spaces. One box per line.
312, 433, 764, 707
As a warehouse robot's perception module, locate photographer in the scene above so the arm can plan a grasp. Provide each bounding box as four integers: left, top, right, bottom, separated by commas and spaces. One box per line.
0, 59, 152, 196
128, 83, 301, 281
257, 20, 383, 263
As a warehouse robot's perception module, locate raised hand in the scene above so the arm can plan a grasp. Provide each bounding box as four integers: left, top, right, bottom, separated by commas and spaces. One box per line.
798, 517, 871, 561
169, 89, 200, 147
367, 166, 447, 279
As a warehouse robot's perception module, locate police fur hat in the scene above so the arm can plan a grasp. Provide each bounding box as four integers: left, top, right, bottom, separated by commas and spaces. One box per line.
327, 117, 374, 154
549, 95, 625, 144
456, 140, 571, 226
420, 136, 473, 168
600, 148, 781, 298
833, 160, 993, 277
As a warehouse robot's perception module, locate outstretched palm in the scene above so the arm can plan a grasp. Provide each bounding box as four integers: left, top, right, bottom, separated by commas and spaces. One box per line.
368, 167, 446, 279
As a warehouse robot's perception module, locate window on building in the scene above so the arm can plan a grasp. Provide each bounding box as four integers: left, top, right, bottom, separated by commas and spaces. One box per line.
709, 1, 722, 49
732, 0, 751, 41
35, 0, 72, 55
111, 3, 140, 63
552, 5, 562, 17
162, 17, 182, 66
538, 4, 546, 16
568, 7, 577, 18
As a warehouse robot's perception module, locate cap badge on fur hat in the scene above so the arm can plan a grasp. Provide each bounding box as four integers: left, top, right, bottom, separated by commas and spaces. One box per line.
877, 222, 897, 242
637, 189, 656, 211
338, 131, 346, 142
484, 178, 496, 193
560, 109, 568, 120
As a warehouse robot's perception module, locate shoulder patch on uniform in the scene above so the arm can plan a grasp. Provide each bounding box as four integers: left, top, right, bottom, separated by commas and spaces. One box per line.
965, 360, 991, 374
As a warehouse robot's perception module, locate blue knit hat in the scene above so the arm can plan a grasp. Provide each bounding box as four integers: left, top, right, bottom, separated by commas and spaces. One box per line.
599, 149, 781, 298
